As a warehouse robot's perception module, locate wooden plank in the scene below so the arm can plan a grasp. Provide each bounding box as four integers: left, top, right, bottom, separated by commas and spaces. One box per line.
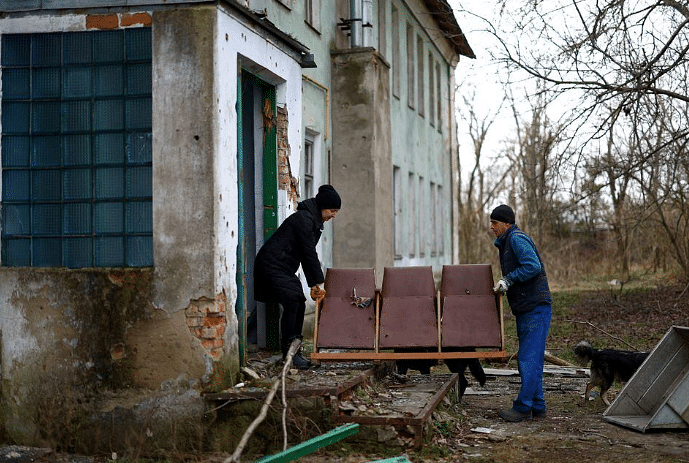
375, 294, 380, 353
310, 351, 509, 361
313, 297, 321, 355
253, 423, 360, 463
437, 291, 442, 352
204, 369, 376, 402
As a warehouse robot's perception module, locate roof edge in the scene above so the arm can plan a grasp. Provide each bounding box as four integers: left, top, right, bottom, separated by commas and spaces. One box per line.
423, 0, 475, 59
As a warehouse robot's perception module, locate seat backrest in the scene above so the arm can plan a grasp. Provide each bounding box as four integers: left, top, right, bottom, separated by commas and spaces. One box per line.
440, 264, 493, 297
381, 266, 435, 297
324, 268, 376, 299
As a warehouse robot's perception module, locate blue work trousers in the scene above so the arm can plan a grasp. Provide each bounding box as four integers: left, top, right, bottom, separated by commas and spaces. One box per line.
513, 304, 552, 414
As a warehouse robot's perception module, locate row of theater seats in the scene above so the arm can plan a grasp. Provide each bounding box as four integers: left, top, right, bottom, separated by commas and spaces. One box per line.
315, 264, 502, 353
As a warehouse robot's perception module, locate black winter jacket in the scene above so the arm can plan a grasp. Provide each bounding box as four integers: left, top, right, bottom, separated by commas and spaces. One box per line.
254, 198, 325, 304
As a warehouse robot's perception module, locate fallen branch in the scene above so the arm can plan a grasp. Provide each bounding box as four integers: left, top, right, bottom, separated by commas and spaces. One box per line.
227, 339, 301, 463
565, 319, 639, 351
544, 351, 577, 367
282, 345, 289, 451
676, 281, 689, 303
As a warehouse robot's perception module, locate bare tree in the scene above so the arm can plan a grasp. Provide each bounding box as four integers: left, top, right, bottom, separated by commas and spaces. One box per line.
457, 87, 510, 264
486, 0, 689, 280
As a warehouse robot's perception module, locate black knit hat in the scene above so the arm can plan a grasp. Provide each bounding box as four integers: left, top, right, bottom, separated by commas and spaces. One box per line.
490, 204, 515, 224
315, 184, 341, 210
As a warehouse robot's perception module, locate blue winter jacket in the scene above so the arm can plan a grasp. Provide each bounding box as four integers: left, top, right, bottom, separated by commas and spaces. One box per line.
494, 224, 552, 315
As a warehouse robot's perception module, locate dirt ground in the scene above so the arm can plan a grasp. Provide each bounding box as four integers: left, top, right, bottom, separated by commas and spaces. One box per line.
3, 283, 688, 463
277, 368, 688, 463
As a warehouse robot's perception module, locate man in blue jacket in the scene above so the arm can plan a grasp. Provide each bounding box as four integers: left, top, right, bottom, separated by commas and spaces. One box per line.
490, 204, 552, 421
254, 185, 341, 369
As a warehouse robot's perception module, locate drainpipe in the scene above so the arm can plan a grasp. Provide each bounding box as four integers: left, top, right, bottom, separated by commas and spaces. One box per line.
350, 0, 363, 47
362, 0, 373, 47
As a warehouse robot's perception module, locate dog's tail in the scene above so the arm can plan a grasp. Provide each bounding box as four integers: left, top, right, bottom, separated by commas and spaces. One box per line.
573, 340, 595, 364
468, 359, 486, 386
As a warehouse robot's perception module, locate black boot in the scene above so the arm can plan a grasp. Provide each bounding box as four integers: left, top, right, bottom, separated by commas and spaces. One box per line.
291, 352, 312, 370
282, 336, 312, 370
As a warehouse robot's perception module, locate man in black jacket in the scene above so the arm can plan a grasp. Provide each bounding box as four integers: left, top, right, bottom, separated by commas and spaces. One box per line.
254, 185, 341, 369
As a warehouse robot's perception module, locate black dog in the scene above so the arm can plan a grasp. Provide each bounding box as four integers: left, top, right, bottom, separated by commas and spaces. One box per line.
395, 348, 486, 399
446, 356, 487, 399
573, 340, 649, 406
395, 348, 436, 376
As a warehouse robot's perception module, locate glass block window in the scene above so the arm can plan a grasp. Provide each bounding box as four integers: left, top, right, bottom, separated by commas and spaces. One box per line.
1, 29, 152, 268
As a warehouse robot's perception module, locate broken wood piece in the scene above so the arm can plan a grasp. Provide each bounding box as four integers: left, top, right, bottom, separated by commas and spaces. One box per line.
241, 367, 260, 380
545, 351, 577, 367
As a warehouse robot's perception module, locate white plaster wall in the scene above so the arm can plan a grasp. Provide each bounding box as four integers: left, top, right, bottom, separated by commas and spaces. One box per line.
214, 7, 303, 349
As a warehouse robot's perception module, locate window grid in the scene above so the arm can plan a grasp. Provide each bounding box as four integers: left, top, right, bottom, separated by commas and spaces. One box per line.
437, 184, 444, 256
393, 166, 402, 258
430, 181, 437, 257
418, 176, 425, 257
1, 30, 152, 268
429, 54, 435, 127
303, 137, 314, 199
407, 172, 415, 257
417, 35, 424, 117
436, 63, 442, 132
391, 6, 400, 98
305, 0, 321, 31
406, 23, 414, 109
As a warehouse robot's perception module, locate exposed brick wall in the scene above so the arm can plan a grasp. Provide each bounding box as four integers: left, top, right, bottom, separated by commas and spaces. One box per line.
185, 292, 227, 361
276, 105, 300, 204
86, 12, 152, 30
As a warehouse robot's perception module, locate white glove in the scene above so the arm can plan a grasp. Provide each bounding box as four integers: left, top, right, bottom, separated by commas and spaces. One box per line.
493, 278, 510, 293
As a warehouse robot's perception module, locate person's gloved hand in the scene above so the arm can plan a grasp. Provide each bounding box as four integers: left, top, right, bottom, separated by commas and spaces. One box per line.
493, 278, 510, 294
310, 285, 326, 301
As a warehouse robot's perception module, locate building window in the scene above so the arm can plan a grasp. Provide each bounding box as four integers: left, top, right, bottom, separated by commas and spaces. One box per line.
391, 5, 400, 99
417, 35, 424, 117
418, 176, 425, 257
437, 184, 444, 256
393, 166, 401, 259
305, 0, 320, 31
436, 62, 442, 132
277, 0, 295, 9
408, 172, 415, 257
378, 1, 387, 59
303, 133, 315, 199
406, 23, 414, 109
430, 181, 437, 257
429, 54, 435, 127
1, 30, 153, 268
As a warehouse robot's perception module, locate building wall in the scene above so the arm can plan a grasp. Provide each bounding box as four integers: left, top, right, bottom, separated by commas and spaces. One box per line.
331, 48, 394, 285
381, 0, 460, 273
0, 3, 304, 450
